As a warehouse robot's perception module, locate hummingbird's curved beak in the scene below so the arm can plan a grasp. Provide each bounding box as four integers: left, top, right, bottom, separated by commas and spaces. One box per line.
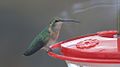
57, 19, 80, 23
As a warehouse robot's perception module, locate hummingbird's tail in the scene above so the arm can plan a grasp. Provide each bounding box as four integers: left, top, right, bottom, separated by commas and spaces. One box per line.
24, 40, 45, 56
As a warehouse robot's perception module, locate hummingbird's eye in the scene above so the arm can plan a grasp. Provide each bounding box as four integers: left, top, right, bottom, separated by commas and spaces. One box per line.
55, 20, 60, 22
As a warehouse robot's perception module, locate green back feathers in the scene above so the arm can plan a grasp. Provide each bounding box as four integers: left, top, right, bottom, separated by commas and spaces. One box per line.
30, 27, 50, 47
24, 27, 50, 56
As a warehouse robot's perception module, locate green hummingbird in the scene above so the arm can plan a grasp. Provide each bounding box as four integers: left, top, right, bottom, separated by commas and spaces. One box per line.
24, 17, 79, 56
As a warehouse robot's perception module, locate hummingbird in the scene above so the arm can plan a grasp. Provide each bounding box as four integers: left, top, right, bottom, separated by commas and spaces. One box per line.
24, 17, 80, 56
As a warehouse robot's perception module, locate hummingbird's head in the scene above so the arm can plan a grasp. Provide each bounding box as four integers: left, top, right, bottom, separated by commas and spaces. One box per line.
49, 17, 80, 33
49, 17, 63, 33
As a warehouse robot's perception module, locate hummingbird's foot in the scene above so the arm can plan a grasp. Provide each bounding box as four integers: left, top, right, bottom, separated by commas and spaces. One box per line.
46, 48, 52, 52
42, 46, 52, 52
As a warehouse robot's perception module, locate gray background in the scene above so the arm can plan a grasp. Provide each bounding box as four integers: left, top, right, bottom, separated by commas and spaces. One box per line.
0, 0, 118, 67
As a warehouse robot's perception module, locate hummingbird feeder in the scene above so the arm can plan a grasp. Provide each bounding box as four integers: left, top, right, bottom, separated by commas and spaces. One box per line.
47, 0, 120, 67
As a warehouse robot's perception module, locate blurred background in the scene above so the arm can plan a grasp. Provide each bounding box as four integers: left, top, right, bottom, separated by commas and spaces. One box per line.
0, 0, 118, 67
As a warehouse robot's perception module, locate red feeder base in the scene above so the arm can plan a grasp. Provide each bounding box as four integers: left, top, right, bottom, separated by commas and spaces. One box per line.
48, 30, 120, 64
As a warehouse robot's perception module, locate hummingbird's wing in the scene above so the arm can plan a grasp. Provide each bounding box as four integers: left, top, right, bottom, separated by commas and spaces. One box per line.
24, 27, 50, 56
